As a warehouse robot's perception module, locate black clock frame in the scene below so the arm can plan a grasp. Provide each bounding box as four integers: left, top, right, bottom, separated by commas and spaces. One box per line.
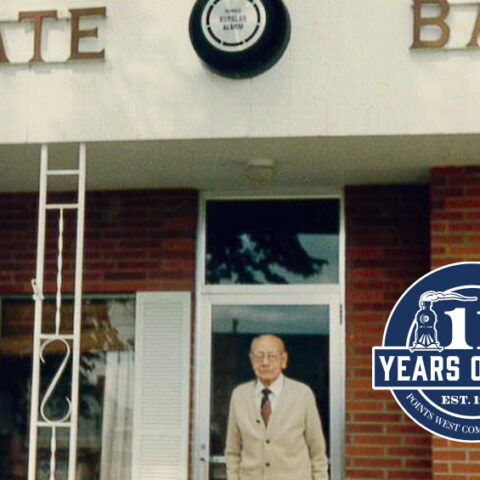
189, 0, 291, 79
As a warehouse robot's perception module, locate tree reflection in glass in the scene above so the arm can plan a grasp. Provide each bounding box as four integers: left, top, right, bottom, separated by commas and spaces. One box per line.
206, 200, 340, 285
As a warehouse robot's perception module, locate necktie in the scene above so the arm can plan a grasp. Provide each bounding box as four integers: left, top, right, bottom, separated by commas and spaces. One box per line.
261, 388, 272, 426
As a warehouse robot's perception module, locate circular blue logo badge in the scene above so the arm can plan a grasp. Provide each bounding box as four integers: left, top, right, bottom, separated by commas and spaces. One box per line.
373, 262, 480, 442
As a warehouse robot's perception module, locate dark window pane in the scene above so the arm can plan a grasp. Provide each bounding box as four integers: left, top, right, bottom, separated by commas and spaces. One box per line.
206, 200, 340, 284
0, 297, 135, 480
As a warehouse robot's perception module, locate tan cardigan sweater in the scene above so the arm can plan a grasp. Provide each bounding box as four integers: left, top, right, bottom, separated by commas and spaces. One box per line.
225, 377, 329, 480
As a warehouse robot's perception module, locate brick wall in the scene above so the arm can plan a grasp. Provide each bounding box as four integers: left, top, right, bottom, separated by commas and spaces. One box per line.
431, 167, 480, 479
0, 188, 198, 476
3, 184, 457, 478
0, 189, 197, 294
345, 185, 431, 479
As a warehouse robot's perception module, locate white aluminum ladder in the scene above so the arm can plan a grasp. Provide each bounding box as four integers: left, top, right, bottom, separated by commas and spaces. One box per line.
28, 144, 86, 480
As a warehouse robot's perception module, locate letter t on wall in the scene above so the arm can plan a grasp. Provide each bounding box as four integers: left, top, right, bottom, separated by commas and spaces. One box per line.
19, 10, 58, 63
411, 0, 450, 49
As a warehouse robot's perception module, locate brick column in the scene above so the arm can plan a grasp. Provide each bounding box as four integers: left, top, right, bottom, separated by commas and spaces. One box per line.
346, 186, 431, 480
431, 167, 480, 479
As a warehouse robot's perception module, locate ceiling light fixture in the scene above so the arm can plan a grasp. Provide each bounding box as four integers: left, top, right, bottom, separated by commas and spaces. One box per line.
244, 158, 276, 183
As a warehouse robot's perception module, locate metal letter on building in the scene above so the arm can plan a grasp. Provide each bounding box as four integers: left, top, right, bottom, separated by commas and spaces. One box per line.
18, 10, 58, 63
412, 0, 450, 49
69, 8, 106, 60
467, 4, 480, 47
0, 25, 9, 63
28, 144, 86, 480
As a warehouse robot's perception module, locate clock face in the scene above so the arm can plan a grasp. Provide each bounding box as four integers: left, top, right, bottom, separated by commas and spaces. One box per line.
201, 0, 267, 52
190, 0, 291, 79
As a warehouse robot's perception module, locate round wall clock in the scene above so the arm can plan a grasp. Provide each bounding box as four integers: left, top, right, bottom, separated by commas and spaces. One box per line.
189, 0, 291, 79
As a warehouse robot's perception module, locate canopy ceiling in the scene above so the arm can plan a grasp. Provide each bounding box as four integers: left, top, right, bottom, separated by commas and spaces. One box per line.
2, 134, 480, 192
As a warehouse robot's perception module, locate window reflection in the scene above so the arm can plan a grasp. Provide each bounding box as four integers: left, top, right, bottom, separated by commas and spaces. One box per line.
0, 297, 135, 480
206, 200, 340, 285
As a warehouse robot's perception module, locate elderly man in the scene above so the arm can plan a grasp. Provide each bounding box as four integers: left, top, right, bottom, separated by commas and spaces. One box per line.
225, 334, 329, 480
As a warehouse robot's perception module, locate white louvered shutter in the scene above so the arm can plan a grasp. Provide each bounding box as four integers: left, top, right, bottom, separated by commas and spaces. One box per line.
132, 292, 191, 480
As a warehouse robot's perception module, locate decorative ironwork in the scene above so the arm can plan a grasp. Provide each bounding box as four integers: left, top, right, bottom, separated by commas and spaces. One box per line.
40, 339, 72, 480
39, 339, 72, 424
55, 208, 64, 336
28, 144, 86, 480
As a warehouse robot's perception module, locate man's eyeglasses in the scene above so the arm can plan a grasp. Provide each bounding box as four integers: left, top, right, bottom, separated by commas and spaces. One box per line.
250, 352, 281, 363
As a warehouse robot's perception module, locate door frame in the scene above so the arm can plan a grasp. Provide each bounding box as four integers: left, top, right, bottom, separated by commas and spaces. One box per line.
193, 191, 345, 480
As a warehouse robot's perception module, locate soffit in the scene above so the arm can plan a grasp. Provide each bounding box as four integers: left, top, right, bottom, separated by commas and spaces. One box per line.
1, 134, 480, 193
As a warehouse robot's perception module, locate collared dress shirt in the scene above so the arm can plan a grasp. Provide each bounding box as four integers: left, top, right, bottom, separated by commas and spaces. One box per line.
254, 373, 284, 413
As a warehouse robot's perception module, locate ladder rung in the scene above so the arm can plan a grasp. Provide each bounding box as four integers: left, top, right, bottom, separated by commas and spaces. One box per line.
40, 334, 75, 340
47, 169, 79, 176
45, 204, 78, 210
37, 421, 71, 428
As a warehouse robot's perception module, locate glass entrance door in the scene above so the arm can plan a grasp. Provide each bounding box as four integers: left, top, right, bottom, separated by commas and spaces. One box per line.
196, 293, 343, 480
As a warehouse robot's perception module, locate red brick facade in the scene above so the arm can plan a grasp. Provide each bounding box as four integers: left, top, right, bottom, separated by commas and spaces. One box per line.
0, 188, 198, 477
0, 189, 197, 295
345, 186, 432, 479
7, 183, 480, 479
431, 167, 480, 480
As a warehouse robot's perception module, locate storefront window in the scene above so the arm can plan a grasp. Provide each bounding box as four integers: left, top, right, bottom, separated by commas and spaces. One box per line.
206, 199, 340, 285
0, 297, 135, 480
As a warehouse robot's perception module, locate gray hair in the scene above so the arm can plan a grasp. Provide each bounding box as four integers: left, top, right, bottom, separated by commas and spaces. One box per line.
250, 334, 286, 354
